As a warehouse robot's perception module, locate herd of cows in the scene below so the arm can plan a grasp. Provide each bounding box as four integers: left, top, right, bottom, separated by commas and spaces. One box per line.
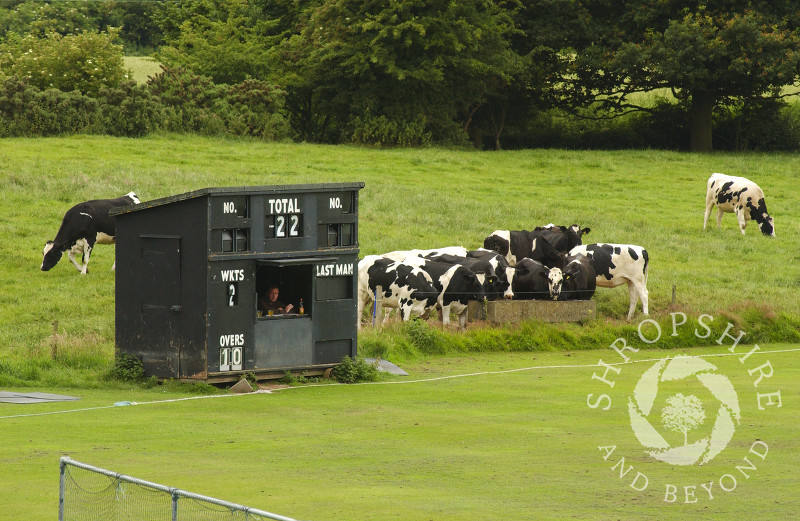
38, 173, 774, 329
358, 172, 776, 328
358, 224, 650, 328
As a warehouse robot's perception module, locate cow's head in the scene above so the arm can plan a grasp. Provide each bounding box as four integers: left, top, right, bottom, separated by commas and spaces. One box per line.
460, 270, 486, 302
567, 225, 591, 248
479, 273, 506, 301
483, 231, 510, 257
503, 267, 516, 299
41, 241, 64, 271
548, 268, 563, 300
751, 199, 775, 236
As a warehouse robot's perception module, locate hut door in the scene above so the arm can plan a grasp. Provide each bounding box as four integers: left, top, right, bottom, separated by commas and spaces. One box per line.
141, 236, 182, 377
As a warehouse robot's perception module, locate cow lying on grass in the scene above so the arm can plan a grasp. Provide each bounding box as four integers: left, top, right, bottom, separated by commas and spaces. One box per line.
41, 192, 140, 274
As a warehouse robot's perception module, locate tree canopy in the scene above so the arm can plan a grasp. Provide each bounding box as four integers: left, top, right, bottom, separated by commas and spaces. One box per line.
3, 0, 800, 149
555, 0, 800, 151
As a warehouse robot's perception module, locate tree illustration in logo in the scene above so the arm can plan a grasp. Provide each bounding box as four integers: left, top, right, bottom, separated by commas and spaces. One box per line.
628, 356, 740, 465
661, 393, 705, 447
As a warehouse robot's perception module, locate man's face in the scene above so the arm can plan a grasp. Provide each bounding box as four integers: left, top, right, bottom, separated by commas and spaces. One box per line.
268, 287, 279, 302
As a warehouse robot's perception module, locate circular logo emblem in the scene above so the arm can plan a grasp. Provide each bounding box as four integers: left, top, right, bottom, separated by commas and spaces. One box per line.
628, 356, 740, 465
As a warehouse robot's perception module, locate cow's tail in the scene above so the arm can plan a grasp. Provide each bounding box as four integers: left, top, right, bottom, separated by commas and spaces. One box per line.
642, 249, 649, 285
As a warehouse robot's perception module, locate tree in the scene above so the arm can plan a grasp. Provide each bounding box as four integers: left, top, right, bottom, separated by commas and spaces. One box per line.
552, 1, 800, 152
661, 393, 706, 447
155, 0, 275, 84
274, 0, 520, 145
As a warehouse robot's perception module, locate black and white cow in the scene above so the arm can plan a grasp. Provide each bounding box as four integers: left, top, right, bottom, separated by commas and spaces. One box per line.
550, 254, 596, 301
357, 255, 439, 329
504, 258, 553, 300
569, 243, 649, 320
422, 253, 506, 301
483, 224, 590, 266
533, 224, 591, 252
704, 173, 775, 236
41, 192, 140, 274
483, 230, 537, 267
383, 246, 468, 262
530, 236, 568, 268
402, 257, 485, 328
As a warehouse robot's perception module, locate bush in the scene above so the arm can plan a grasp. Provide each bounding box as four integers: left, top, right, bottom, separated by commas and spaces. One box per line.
98, 81, 164, 137
147, 66, 288, 139
331, 356, 380, 384
1, 29, 126, 96
106, 354, 145, 382
0, 76, 100, 136
713, 98, 800, 151
349, 111, 433, 147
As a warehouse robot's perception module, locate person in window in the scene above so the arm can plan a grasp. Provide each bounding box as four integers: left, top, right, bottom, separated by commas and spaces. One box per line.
259, 285, 294, 315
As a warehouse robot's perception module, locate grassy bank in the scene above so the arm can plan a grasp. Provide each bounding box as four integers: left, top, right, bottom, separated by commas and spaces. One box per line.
1, 135, 799, 387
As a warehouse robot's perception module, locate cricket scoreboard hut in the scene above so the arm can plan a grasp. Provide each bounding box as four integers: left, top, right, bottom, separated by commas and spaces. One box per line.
111, 183, 364, 382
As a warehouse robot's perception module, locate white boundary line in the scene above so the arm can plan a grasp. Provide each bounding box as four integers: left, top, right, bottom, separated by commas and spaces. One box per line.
2, 347, 797, 420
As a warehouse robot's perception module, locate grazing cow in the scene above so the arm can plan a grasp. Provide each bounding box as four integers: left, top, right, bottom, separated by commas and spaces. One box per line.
382, 246, 468, 263
551, 254, 596, 301
357, 256, 439, 329
41, 192, 140, 274
403, 257, 485, 328
704, 173, 775, 236
504, 258, 553, 300
422, 253, 506, 301
569, 243, 649, 320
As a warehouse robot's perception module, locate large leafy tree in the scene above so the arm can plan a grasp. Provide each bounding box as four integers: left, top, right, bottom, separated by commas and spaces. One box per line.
275, 0, 520, 145
554, 1, 800, 151
155, 0, 277, 84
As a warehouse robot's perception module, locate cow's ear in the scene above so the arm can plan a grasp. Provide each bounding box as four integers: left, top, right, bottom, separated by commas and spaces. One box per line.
581, 227, 591, 236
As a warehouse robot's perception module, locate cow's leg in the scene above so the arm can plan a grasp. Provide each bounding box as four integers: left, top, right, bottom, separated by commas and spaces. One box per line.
356, 290, 368, 330
716, 208, 724, 229
626, 281, 638, 321
458, 309, 468, 330
636, 281, 649, 316
703, 197, 715, 230
440, 305, 451, 325
80, 244, 93, 275
67, 248, 83, 272
736, 209, 747, 235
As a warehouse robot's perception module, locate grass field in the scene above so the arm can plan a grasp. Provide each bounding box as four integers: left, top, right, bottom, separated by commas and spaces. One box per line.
1, 135, 798, 362
1, 136, 799, 519
122, 56, 163, 84
1, 346, 797, 520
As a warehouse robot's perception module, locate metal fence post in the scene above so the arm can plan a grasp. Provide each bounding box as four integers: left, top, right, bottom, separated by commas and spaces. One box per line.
172, 489, 179, 521
58, 457, 67, 521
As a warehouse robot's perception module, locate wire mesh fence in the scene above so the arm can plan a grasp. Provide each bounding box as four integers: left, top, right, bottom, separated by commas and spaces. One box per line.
59, 457, 297, 521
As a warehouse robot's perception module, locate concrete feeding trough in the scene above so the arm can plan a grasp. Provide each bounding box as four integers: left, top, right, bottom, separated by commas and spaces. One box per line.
466, 299, 595, 324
